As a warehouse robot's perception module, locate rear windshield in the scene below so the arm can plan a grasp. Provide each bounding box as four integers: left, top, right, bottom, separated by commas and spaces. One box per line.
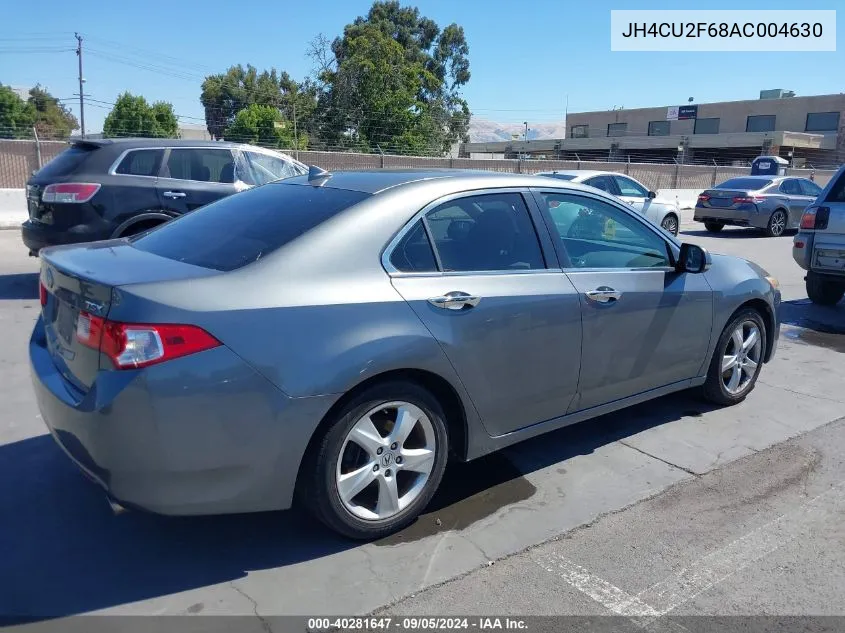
36, 145, 96, 178
715, 178, 772, 191
131, 183, 369, 271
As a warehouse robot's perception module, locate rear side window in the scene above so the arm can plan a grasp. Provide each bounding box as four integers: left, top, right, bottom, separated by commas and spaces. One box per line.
389, 221, 437, 273
164, 148, 236, 183
584, 175, 618, 195
115, 149, 163, 176
36, 145, 95, 178
779, 179, 802, 196
717, 178, 772, 191
132, 183, 369, 271
826, 172, 845, 203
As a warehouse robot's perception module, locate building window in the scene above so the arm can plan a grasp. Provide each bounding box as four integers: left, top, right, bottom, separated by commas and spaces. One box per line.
805, 112, 840, 132
746, 115, 776, 133
694, 118, 720, 134
570, 125, 589, 138
607, 123, 627, 137
648, 121, 670, 136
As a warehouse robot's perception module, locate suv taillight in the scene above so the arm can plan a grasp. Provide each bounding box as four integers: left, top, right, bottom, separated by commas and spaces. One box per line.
42, 183, 101, 204
76, 312, 220, 369
800, 206, 830, 230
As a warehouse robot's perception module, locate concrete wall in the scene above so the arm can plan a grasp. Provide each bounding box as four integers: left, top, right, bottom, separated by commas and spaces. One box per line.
0, 189, 26, 229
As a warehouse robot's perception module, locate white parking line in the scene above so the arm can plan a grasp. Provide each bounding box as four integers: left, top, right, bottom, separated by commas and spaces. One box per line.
535, 481, 844, 622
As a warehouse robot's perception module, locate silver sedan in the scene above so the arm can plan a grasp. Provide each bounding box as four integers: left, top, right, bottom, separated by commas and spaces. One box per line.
30, 168, 780, 540
536, 170, 682, 235
694, 175, 823, 237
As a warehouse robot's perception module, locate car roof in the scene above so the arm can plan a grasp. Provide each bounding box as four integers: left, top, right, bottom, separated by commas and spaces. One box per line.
70, 137, 249, 150
275, 168, 611, 195
537, 170, 606, 179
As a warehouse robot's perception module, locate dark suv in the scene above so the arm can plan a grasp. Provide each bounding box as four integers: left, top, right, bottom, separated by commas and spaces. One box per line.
22, 138, 307, 254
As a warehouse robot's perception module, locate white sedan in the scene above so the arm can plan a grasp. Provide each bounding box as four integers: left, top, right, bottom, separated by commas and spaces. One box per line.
536, 170, 681, 235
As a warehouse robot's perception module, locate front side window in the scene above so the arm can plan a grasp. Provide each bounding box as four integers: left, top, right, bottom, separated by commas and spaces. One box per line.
694, 118, 720, 134
584, 175, 618, 194
540, 192, 670, 269
424, 193, 545, 272
613, 175, 649, 197
115, 149, 164, 176
164, 148, 236, 184
246, 151, 304, 185
799, 179, 823, 198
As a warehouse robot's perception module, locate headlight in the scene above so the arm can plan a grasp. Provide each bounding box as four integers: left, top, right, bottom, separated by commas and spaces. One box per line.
765, 275, 780, 290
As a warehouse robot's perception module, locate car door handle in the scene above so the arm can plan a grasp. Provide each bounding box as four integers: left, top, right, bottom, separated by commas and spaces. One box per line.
163, 191, 187, 199
427, 291, 481, 310
585, 287, 622, 303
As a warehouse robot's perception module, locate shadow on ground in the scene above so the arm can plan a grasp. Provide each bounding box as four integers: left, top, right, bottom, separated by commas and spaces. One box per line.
0, 272, 38, 300
779, 298, 845, 336
0, 388, 713, 619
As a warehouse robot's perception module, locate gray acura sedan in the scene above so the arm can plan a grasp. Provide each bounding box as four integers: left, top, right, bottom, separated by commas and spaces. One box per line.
31, 168, 781, 539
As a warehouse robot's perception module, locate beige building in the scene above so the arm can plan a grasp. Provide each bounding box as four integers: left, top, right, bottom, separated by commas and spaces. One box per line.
462, 91, 845, 167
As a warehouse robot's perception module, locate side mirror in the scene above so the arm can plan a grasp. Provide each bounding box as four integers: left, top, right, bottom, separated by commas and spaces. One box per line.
677, 243, 711, 273
647, 190, 657, 199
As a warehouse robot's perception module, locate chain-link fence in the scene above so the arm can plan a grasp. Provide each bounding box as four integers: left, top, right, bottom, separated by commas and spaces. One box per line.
0, 138, 838, 190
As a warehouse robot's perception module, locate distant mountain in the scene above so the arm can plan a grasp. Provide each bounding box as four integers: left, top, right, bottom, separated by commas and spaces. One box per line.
468, 118, 567, 143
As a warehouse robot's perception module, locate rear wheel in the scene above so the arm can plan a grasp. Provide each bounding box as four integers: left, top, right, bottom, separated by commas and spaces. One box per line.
806, 273, 845, 306
301, 381, 449, 540
660, 213, 679, 236
702, 308, 766, 406
765, 209, 788, 237
704, 221, 724, 233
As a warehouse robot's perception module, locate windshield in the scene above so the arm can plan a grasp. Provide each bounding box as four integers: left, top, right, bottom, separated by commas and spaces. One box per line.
132, 183, 369, 271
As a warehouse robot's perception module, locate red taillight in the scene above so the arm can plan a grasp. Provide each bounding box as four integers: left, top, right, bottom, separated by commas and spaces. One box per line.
42, 183, 101, 204
801, 206, 830, 230
39, 281, 47, 307
698, 194, 710, 202
732, 196, 765, 204
76, 312, 220, 369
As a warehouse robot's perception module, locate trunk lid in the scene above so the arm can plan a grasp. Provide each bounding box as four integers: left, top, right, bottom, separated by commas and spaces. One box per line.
700, 189, 759, 209
40, 240, 219, 394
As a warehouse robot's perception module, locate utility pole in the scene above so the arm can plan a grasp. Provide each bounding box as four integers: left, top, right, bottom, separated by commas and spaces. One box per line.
75, 32, 85, 138
293, 101, 299, 161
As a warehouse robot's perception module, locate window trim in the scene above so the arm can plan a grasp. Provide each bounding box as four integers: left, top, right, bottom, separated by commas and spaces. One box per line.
381, 187, 559, 278
528, 188, 680, 273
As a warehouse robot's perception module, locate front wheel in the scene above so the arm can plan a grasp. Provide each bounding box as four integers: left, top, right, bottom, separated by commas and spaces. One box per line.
806, 273, 845, 306
704, 221, 724, 233
765, 209, 788, 237
301, 381, 449, 540
702, 308, 767, 406
661, 213, 679, 236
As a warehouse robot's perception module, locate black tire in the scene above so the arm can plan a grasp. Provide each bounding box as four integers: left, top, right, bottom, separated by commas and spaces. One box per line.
704, 221, 724, 233
661, 213, 679, 236
702, 307, 767, 406
300, 380, 449, 540
765, 209, 788, 237
806, 273, 845, 306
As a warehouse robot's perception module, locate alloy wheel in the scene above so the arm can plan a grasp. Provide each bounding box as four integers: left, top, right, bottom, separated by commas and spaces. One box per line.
721, 320, 762, 396
768, 211, 787, 237
661, 215, 679, 235
335, 401, 437, 521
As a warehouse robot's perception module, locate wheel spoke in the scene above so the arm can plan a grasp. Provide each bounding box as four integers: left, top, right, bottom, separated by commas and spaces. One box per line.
348, 416, 387, 457
338, 463, 376, 504
722, 354, 738, 373
390, 405, 418, 447
727, 365, 742, 392
376, 475, 401, 516
742, 328, 759, 352
731, 328, 744, 353
400, 447, 435, 474
742, 358, 758, 375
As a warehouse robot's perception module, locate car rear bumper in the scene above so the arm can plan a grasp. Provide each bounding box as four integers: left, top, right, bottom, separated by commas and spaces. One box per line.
693, 206, 768, 229
29, 316, 335, 515
21, 220, 112, 255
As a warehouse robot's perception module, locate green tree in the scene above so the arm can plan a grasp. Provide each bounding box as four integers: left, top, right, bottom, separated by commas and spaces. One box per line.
102, 92, 178, 138
224, 103, 307, 149
28, 85, 78, 139
311, 1, 472, 154
0, 84, 36, 139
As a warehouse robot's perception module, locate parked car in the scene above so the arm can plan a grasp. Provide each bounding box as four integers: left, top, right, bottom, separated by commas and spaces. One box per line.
31, 168, 780, 540
694, 175, 823, 237
536, 170, 681, 235
21, 138, 308, 255
792, 163, 845, 305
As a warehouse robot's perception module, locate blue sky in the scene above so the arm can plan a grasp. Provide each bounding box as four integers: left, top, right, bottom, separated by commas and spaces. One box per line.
1, 0, 841, 132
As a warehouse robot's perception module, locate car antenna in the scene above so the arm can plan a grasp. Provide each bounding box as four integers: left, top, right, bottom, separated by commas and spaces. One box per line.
308, 165, 331, 186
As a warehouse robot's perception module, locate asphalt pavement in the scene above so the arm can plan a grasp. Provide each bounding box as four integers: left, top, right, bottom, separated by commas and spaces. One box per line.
1, 215, 844, 626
